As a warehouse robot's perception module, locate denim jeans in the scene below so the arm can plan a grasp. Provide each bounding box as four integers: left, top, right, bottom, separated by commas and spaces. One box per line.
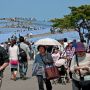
19, 62, 28, 77
37, 75, 52, 90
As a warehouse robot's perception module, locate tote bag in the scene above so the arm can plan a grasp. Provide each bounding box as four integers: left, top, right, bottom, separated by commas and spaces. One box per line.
44, 64, 60, 80
40, 54, 60, 80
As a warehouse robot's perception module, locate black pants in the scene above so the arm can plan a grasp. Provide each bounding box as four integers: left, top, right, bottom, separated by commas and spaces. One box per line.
72, 79, 81, 90
72, 79, 90, 90
37, 75, 52, 90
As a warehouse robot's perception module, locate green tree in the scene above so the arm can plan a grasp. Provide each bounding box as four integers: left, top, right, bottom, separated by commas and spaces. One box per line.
50, 5, 90, 41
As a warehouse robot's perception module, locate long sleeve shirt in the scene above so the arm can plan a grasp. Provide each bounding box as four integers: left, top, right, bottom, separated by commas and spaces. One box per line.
32, 53, 53, 78
70, 53, 90, 81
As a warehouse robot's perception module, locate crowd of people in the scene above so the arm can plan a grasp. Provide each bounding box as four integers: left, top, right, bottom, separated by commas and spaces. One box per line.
0, 37, 90, 90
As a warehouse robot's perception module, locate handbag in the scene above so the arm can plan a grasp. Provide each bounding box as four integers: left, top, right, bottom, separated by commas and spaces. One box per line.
40, 54, 60, 80
45, 65, 60, 80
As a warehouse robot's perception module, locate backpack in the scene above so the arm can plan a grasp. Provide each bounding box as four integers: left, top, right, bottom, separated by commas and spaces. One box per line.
18, 44, 27, 62
75, 42, 86, 57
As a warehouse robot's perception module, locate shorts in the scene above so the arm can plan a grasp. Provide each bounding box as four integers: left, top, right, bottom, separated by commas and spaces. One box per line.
11, 68, 18, 72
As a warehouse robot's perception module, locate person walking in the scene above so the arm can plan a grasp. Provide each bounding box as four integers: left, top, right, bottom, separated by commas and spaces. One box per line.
51, 47, 61, 84
19, 36, 30, 80
65, 43, 75, 68
65, 42, 75, 82
8, 39, 19, 81
70, 41, 90, 90
32, 45, 53, 90
0, 45, 9, 88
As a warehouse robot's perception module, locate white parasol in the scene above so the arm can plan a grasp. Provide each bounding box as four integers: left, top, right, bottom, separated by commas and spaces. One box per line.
34, 38, 61, 45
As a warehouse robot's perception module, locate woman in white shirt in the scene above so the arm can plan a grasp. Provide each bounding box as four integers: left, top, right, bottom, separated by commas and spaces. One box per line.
51, 47, 61, 83
8, 39, 19, 81
52, 47, 60, 63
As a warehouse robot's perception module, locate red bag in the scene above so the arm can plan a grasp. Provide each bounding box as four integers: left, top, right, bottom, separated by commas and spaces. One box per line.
45, 65, 60, 80
10, 60, 19, 65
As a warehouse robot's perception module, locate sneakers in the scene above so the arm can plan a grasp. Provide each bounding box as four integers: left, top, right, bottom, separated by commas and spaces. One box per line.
10, 77, 16, 81
22, 77, 27, 80
20, 76, 27, 80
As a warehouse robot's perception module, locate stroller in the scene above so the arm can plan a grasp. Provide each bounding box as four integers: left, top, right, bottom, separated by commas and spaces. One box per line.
58, 65, 67, 85
55, 58, 67, 85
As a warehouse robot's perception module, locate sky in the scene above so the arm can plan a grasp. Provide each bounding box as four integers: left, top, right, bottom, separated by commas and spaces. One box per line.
0, 0, 90, 20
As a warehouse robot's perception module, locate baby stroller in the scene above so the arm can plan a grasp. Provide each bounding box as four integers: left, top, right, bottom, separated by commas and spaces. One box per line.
55, 59, 67, 85
58, 65, 67, 85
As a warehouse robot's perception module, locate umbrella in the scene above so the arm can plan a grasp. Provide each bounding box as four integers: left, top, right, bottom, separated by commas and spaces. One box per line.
35, 38, 61, 45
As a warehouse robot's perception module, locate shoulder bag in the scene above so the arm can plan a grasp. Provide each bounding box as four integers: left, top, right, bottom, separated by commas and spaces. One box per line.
40, 54, 60, 80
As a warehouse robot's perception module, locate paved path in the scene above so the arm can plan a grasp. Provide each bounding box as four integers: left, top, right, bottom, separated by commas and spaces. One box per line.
1, 61, 72, 90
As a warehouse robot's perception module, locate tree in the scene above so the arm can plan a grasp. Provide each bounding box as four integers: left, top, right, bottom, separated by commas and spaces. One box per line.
69, 5, 90, 41
50, 5, 90, 41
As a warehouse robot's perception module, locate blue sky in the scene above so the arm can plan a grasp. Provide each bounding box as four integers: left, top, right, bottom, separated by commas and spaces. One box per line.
0, 0, 90, 20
